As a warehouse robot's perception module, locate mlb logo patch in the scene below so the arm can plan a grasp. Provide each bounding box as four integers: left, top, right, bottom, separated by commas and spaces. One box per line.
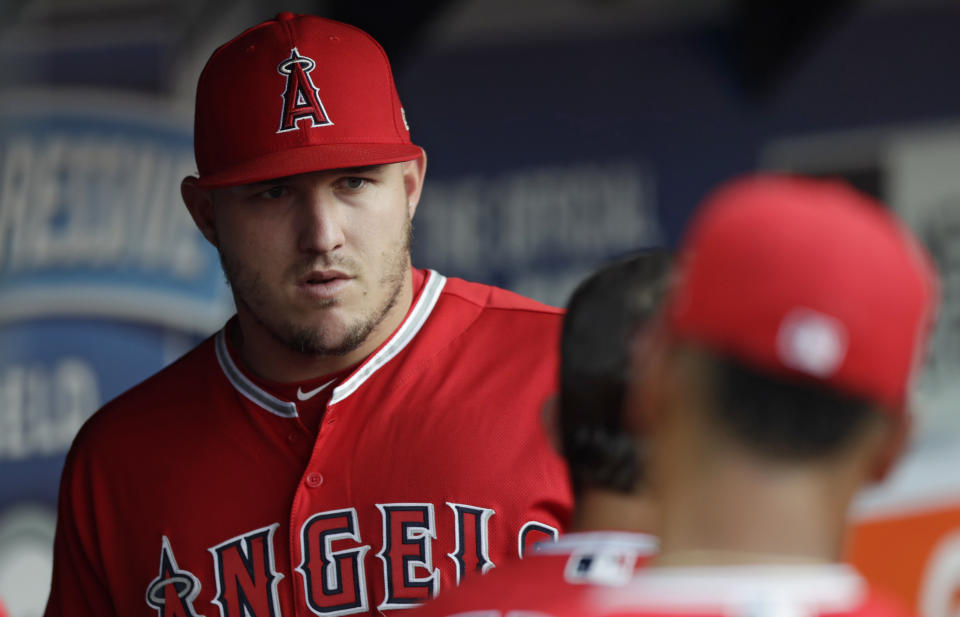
565, 547, 639, 586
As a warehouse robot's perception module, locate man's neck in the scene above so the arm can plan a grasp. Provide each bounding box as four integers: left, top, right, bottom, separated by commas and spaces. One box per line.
231, 271, 415, 383
654, 453, 860, 566
571, 488, 658, 534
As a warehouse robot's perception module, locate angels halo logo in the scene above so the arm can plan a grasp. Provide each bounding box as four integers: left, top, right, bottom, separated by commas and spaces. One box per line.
277, 47, 334, 133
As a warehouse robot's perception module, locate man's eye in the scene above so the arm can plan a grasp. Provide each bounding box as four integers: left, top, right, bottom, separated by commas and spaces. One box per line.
257, 186, 288, 199
341, 177, 367, 190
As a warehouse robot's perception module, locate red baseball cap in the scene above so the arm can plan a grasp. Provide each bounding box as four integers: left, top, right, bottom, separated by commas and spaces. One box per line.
193, 12, 422, 189
666, 174, 939, 411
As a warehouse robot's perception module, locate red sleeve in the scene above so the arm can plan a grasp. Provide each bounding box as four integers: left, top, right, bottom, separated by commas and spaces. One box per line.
44, 436, 117, 617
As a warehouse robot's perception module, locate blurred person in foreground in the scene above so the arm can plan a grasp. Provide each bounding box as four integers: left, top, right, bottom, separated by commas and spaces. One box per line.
44, 12, 572, 617
410, 251, 671, 617
592, 174, 939, 617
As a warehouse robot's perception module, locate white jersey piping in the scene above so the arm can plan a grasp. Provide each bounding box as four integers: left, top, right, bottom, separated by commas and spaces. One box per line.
215, 330, 299, 418
533, 531, 659, 556
214, 269, 447, 417
595, 563, 866, 614
329, 269, 446, 405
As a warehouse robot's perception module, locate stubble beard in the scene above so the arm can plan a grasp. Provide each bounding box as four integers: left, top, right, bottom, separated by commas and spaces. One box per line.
221, 217, 412, 357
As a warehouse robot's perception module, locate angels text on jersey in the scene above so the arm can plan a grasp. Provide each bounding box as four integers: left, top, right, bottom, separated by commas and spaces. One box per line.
145, 502, 559, 617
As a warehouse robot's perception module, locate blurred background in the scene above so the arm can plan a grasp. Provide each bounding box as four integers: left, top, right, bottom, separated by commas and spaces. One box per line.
1, 0, 959, 615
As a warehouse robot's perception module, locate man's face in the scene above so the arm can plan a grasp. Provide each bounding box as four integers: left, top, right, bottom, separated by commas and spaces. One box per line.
209, 162, 418, 357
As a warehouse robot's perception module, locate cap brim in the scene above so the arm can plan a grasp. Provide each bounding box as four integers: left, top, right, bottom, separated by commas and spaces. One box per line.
196, 143, 423, 189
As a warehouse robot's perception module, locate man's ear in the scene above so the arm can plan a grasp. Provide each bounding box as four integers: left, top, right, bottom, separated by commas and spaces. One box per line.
401, 149, 427, 220
181, 176, 218, 247
540, 393, 562, 455
870, 412, 910, 483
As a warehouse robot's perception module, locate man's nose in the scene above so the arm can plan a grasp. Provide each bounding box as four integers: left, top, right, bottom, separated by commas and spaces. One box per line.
297, 191, 346, 254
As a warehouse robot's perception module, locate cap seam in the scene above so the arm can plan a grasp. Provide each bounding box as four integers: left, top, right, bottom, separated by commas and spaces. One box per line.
278, 13, 297, 47
330, 19, 408, 140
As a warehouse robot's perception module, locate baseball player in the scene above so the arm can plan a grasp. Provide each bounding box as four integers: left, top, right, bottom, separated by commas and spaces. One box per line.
589, 175, 939, 617
408, 251, 670, 617
44, 13, 572, 617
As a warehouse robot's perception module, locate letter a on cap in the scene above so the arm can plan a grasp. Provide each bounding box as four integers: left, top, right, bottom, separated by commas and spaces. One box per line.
277, 47, 333, 133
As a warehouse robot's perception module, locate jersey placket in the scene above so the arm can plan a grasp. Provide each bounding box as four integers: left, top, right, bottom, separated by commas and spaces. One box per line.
288, 393, 355, 616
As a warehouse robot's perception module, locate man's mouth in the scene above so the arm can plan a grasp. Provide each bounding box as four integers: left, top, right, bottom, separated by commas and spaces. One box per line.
301, 269, 349, 283
307, 275, 341, 284
298, 270, 353, 298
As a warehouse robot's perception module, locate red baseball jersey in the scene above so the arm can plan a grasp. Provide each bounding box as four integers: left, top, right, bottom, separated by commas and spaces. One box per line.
576, 565, 914, 617
409, 531, 657, 617
45, 269, 573, 617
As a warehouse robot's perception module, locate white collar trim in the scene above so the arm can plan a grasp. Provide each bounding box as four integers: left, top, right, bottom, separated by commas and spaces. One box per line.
330, 269, 446, 405
214, 269, 447, 417
534, 531, 659, 556
597, 563, 866, 614
215, 330, 298, 418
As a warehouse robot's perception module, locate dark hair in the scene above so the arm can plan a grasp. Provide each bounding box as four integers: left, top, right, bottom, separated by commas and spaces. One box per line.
560, 250, 671, 495
704, 351, 884, 460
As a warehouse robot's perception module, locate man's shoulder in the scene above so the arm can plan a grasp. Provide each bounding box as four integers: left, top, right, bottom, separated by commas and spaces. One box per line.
103, 333, 217, 407
439, 274, 564, 318
589, 566, 909, 617
595, 589, 913, 617
420, 273, 563, 365
409, 532, 657, 617
72, 334, 220, 448
408, 553, 576, 617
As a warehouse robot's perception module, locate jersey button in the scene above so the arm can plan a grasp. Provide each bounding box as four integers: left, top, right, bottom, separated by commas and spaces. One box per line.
287, 432, 298, 443
305, 472, 324, 488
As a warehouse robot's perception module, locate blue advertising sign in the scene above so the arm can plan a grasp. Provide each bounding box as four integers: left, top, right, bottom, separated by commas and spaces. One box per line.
0, 90, 233, 615
413, 159, 662, 307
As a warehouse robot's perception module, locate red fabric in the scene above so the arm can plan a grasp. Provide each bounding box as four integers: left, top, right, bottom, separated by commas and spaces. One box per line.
409, 549, 912, 617
44, 269, 572, 617
409, 532, 656, 617
478, 565, 913, 617
598, 588, 911, 617
667, 174, 938, 410
195, 12, 421, 188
